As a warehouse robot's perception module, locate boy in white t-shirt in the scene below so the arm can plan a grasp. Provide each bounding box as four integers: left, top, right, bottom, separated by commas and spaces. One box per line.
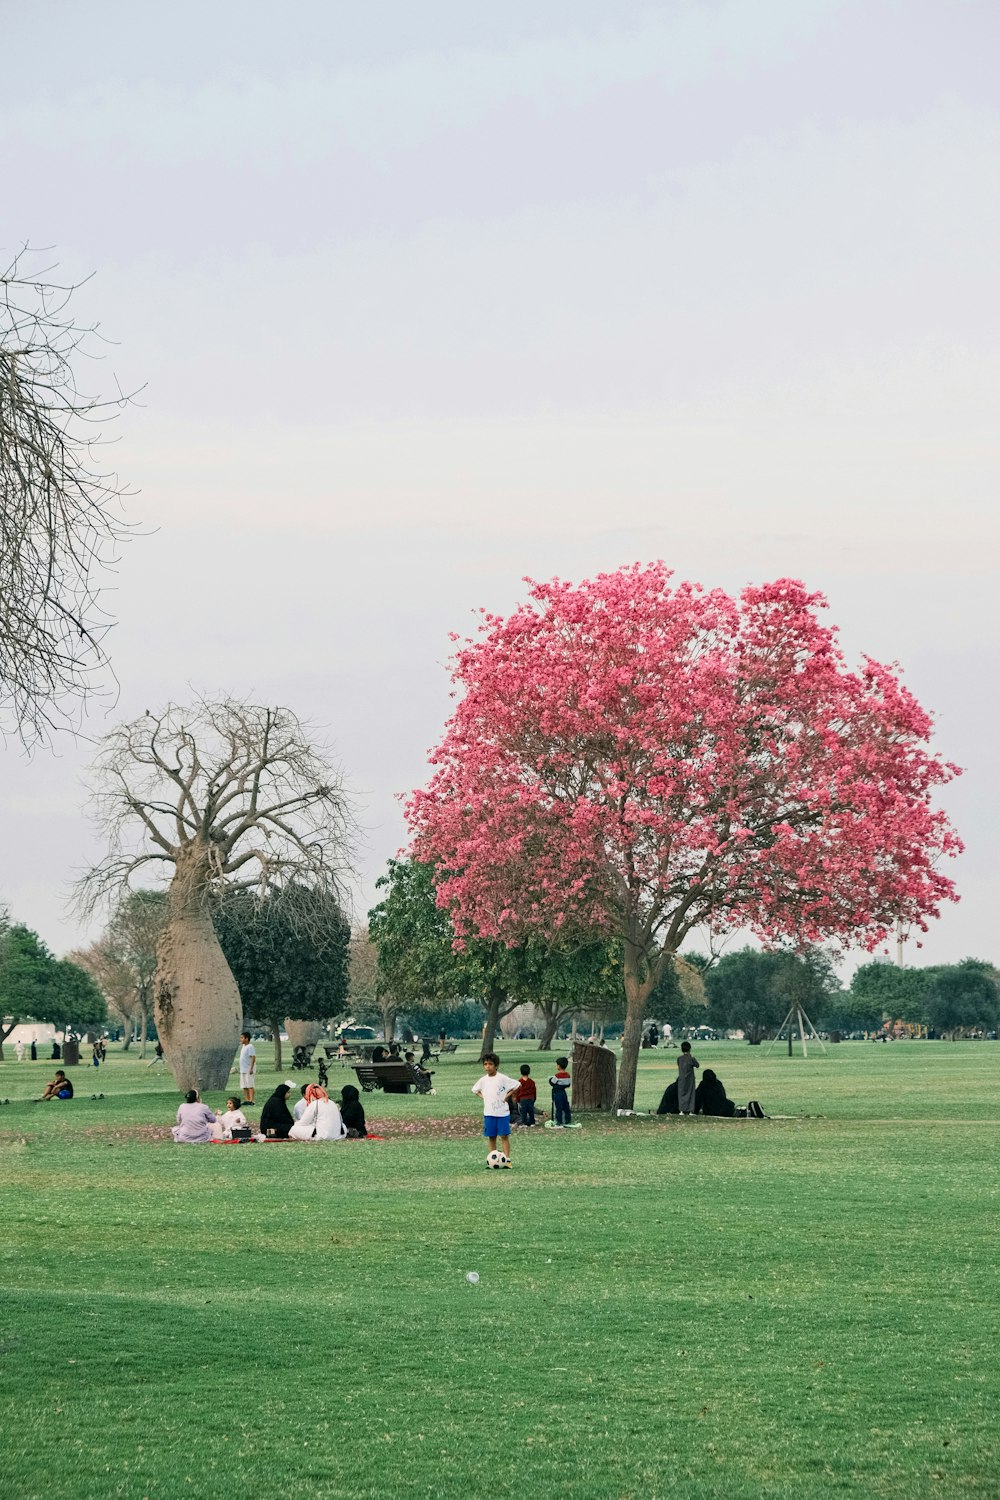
471, 1052, 520, 1163
238, 1031, 257, 1103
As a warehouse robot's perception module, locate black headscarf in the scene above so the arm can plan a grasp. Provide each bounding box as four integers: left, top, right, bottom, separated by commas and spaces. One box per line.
656, 1080, 679, 1115
259, 1084, 294, 1138
695, 1069, 736, 1117
340, 1084, 367, 1137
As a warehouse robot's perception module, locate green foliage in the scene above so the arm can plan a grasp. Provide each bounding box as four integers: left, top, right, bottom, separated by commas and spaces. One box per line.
398, 999, 484, 1038
214, 885, 350, 1026
0, 924, 107, 1039
50, 959, 108, 1032
108, 888, 166, 992
817, 987, 885, 1033
850, 960, 929, 1025
649, 957, 700, 1031
369, 857, 622, 1027
924, 961, 1000, 1038
705, 946, 837, 1043
847, 958, 1000, 1036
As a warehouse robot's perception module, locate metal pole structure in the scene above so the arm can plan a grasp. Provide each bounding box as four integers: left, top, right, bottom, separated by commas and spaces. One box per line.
768, 1005, 798, 1057
766, 1003, 828, 1057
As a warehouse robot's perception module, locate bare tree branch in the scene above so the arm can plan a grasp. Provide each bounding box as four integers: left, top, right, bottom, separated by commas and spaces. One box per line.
77, 697, 357, 926
0, 244, 143, 745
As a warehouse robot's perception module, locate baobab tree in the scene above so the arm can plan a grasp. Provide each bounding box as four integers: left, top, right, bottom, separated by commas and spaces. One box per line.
0, 246, 137, 744
79, 699, 354, 1091
406, 563, 962, 1110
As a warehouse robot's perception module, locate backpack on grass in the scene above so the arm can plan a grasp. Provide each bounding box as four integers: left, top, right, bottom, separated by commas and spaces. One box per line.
745, 1100, 765, 1119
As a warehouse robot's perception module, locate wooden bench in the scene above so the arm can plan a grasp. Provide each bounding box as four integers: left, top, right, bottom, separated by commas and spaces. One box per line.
353, 1062, 434, 1095
424, 1038, 458, 1056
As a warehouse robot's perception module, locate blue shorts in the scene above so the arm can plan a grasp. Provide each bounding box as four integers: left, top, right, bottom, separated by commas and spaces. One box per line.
483, 1115, 510, 1138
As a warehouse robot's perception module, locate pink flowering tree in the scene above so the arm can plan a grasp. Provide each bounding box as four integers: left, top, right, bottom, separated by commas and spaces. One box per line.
406, 563, 962, 1110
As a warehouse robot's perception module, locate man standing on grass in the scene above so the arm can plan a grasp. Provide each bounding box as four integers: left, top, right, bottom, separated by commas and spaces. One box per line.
239, 1031, 257, 1104
676, 1041, 699, 1115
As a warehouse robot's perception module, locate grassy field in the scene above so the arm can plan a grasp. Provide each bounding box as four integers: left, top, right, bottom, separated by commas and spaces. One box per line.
1, 1040, 998, 1500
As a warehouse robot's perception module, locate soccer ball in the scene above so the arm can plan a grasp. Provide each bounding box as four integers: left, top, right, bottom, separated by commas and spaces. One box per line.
486, 1150, 504, 1169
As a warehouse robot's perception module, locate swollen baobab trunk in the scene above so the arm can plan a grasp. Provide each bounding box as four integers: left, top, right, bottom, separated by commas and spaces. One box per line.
154, 853, 242, 1092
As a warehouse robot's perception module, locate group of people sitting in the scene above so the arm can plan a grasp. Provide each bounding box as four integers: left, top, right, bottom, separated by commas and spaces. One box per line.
171, 1081, 369, 1144
656, 1068, 737, 1117
371, 1045, 433, 1083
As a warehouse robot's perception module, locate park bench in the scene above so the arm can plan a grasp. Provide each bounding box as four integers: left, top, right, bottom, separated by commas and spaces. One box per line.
423, 1038, 458, 1056
353, 1061, 434, 1095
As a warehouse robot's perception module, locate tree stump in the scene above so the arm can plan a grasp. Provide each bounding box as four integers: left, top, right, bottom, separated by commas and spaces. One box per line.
572, 1041, 616, 1111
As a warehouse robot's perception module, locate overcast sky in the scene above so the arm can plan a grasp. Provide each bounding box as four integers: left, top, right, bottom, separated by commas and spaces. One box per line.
2, 0, 997, 971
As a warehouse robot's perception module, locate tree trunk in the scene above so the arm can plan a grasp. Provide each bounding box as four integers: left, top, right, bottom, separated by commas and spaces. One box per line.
537, 1012, 559, 1050
0, 1019, 15, 1059
138, 1003, 149, 1058
573, 1041, 617, 1110
480, 987, 507, 1059
379, 998, 396, 1043
155, 865, 243, 1092
272, 1020, 283, 1073
613, 943, 659, 1111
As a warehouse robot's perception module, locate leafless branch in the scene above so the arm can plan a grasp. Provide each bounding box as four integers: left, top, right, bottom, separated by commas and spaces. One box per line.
77, 697, 357, 923
0, 244, 142, 746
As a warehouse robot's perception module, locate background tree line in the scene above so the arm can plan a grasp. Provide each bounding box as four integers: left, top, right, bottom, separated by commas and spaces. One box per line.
702, 948, 1000, 1042
0, 911, 107, 1058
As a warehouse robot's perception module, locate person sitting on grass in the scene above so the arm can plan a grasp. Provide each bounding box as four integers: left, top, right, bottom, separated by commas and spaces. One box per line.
171, 1090, 217, 1143
656, 1080, 680, 1115
288, 1084, 347, 1141
472, 1052, 519, 1163
259, 1082, 295, 1139
695, 1068, 736, 1118
40, 1069, 74, 1101
695, 1068, 734, 1116
215, 1097, 250, 1139
339, 1084, 368, 1138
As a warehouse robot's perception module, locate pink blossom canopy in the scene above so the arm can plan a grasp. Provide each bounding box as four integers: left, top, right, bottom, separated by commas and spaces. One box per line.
406, 563, 961, 960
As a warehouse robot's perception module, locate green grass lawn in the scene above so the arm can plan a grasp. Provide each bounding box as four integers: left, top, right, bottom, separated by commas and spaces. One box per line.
1, 1040, 998, 1499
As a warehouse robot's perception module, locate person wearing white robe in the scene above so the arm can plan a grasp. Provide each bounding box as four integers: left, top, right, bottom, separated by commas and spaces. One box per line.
288, 1087, 347, 1141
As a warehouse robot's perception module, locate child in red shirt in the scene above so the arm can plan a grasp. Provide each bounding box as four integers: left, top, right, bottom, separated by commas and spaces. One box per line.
515, 1063, 537, 1127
